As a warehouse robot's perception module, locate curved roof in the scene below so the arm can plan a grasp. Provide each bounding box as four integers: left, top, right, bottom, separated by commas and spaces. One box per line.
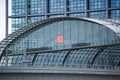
0, 17, 120, 70
0, 17, 120, 56
83, 18, 120, 37
0, 43, 120, 70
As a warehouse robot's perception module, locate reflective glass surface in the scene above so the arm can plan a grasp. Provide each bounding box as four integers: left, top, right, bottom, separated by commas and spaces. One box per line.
89, 0, 106, 9
69, 13, 85, 17
28, 16, 45, 23
12, 0, 26, 16
49, 14, 65, 18
111, 0, 120, 8
49, 0, 64, 13
28, 0, 45, 14
9, 0, 120, 32
34, 51, 68, 66
89, 11, 106, 18
7, 20, 120, 55
1, 45, 120, 70
69, 0, 85, 11
93, 45, 120, 68
12, 18, 26, 32
0, 19, 120, 70
111, 10, 120, 19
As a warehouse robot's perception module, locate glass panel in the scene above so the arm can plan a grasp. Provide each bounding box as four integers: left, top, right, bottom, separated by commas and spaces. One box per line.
111, 0, 120, 8
28, 16, 45, 23
89, 11, 106, 18
111, 10, 120, 19
49, 0, 64, 13
1, 45, 120, 69
7, 20, 120, 54
11, 18, 26, 32
28, 0, 45, 14
69, 13, 85, 17
0, 57, 6, 66
49, 14, 65, 18
89, 0, 106, 9
34, 51, 68, 67
69, 0, 85, 11
64, 49, 98, 68
12, 0, 26, 16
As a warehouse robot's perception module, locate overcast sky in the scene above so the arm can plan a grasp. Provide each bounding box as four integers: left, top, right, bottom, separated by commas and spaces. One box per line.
0, 0, 5, 41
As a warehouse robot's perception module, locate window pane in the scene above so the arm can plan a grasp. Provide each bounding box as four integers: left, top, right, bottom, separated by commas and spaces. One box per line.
12, 0, 26, 16
89, 11, 106, 18
69, 0, 85, 11
111, 0, 120, 8
89, 0, 106, 9
11, 18, 26, 32
111, 10, 120, 19
49, 0, 64, 13
28, 0, 45, 14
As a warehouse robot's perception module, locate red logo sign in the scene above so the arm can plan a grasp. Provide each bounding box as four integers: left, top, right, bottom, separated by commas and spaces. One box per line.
56, 35, 64, 43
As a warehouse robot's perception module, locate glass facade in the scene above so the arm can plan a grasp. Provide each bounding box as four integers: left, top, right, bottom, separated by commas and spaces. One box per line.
0, 18, 120, 69
1, 45, 120, 69
6, 0, 120, 33
6, 20, 120, 55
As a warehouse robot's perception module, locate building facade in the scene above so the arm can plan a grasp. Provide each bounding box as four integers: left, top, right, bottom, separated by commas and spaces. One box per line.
0, 17, 120, 80
0, 17, 120, 66
6, 0, 120, 35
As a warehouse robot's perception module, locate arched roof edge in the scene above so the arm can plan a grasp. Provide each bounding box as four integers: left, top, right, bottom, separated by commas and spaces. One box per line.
0, 17, 120, 57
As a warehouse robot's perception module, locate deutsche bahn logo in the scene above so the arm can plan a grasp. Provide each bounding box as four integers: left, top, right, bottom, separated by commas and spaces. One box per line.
56, 35, 64, 43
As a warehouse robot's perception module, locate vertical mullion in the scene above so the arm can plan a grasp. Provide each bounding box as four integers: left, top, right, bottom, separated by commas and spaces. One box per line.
64, 0, 68, 16
106, 0, 110, 18
45, 0, 49, 18
6, 0, 9, 36
85, 0, 89, 17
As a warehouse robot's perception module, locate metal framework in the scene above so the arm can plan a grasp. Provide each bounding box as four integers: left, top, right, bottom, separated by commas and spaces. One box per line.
1, 43, 119, 69
0, 17, 120, 70
1, 17, 120, 56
